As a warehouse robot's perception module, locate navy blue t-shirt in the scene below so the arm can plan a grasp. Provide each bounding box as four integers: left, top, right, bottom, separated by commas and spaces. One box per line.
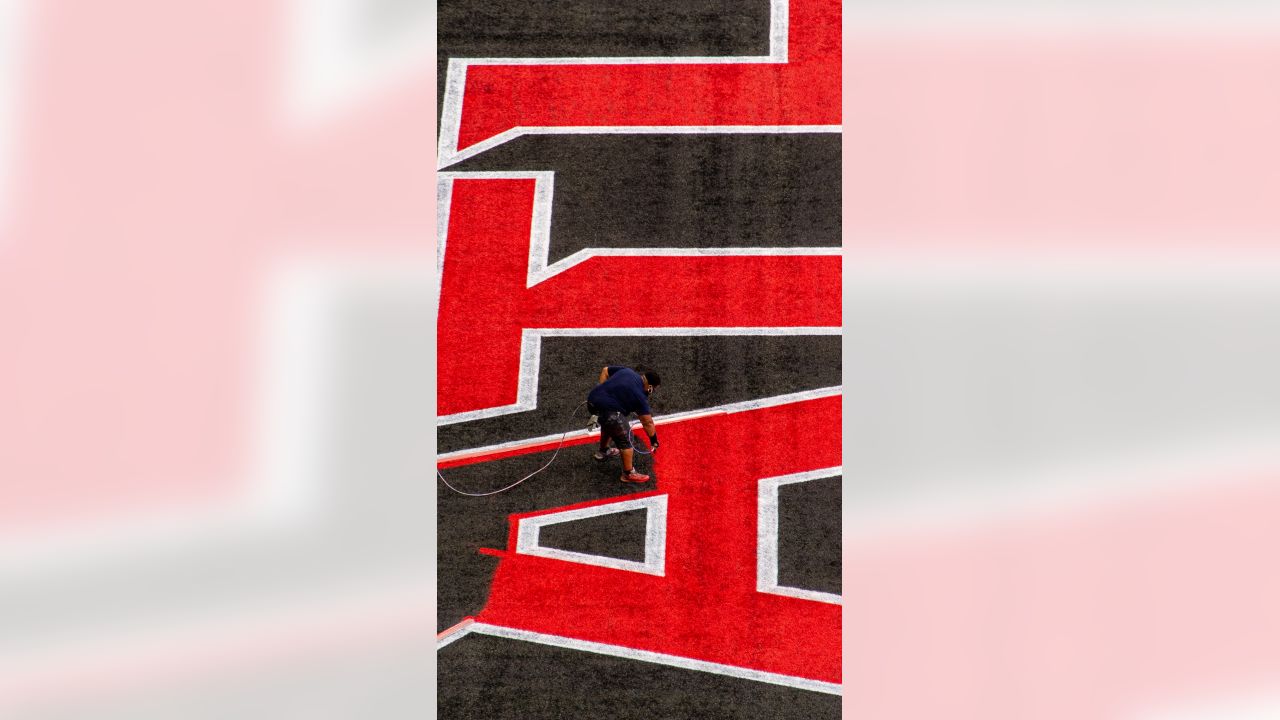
587, 366, 652, 416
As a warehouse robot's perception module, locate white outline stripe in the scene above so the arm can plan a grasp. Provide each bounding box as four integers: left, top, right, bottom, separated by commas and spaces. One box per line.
437, 57, 467, 166
438, 386, 841, 464
436, 170, 840, 288
436, 628, 471, 650
443, 125, 841, 169
758, 468, 843, 606
516, 495, 668, 576
436, 618, 475, 650
537, 247, 840, 286
770, 0, 790, 62
529, 174, 556, 285
456, 56, 778, 66
459, 622, 841, 695
436, 170, 554, 180
534, 327, 841, 337
435, 0, 829, 167
471, 124, 840, 134
434, 178, 453, 314
440, 0, 787, 68
438, 328, 840, 426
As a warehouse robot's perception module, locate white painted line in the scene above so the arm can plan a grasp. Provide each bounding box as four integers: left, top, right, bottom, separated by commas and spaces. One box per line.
456, 55, 777, 66
467, 622, 841, 695
437, 57, 468, 165
516, 495, 668, 576
446, 0, 788, 68
436, 626, 473, 651
758, 467, 843, 606
442, 125, 842, 169
437, 386, 841, 464
436, 170, 839, 289
529, 174, 556, 285
770, 0, 790, 63
532, 326, 842, 337
511, 124, 838, 135
434, 177, 452, 316
438, 328, 840, 426
535, 247, 840, 287
436, 618, 475, 650
435, 0, 821, 167
436, 170, 556, 180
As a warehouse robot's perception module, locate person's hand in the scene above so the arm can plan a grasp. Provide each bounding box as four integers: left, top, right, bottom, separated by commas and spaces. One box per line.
648, 433, 659, 451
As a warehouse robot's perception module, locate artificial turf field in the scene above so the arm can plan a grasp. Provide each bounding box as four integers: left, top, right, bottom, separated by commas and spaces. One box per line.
437, 0, 841, 715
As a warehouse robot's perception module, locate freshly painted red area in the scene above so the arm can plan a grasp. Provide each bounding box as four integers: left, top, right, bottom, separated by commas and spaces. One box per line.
436, 434, 600, 470
453, 0, 841, 153
437, 618, 476, 641
436, 178, 841, 417
478, 395, 841, 684
439, 418, 689, 469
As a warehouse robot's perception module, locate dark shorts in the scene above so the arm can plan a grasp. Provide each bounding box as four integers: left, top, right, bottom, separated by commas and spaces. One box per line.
590, 405, 633, 449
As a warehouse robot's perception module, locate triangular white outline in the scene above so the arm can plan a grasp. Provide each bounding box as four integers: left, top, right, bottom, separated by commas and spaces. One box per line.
515, 495, 667, 575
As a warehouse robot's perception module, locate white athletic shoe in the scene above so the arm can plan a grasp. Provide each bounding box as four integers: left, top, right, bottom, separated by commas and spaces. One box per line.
593, 448, 620, 461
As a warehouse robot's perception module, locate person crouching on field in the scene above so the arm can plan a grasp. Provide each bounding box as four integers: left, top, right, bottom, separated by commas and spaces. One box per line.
586, 365, 660, 483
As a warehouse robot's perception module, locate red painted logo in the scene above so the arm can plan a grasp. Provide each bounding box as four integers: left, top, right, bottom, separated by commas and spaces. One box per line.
477, 395, 841, 684
436, 178, 840, 418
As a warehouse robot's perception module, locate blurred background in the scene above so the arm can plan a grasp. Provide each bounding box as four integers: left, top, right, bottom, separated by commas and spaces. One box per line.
0, 1, 435, 717
843, 2, 1280, 718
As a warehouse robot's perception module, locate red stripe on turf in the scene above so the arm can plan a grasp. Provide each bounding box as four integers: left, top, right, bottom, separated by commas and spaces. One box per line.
451, 0, 840, 154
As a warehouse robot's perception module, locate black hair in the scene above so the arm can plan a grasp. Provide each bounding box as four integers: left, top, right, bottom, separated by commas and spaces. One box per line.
635, 367, 661, 387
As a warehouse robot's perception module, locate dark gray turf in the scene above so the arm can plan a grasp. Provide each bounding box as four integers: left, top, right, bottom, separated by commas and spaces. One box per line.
438, 633, 841, 720
437, 0, 839, 713
438, 0, 770, 114
776, 475, 841, 596
537, 508, 649, 563
437, 448, 657, 629
438, 334, 841, 453
448, 134, 841, 265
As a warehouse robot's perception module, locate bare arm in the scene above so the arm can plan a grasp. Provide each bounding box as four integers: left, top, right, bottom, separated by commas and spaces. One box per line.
598, 366, 610, 384
638, 414, 657, 438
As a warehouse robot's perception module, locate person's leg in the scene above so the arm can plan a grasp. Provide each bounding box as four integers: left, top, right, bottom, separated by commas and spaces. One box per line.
594, 438, 618, 460
619, 448, 649, 482
594, 412, 622, 460
599, 413, 647, 481
619, 442, 649, 482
